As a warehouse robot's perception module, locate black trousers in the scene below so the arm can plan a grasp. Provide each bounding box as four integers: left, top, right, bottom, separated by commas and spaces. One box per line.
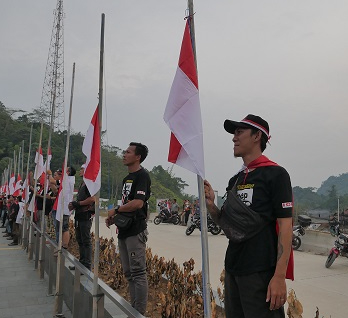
225, 269, 285, 318
75, 219, 92, 270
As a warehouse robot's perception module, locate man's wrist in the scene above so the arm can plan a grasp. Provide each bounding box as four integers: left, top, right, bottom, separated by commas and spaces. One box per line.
114, 205, 120, 214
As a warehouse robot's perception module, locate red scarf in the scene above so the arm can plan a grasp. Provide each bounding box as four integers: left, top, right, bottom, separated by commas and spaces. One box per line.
242, 155, 294, 280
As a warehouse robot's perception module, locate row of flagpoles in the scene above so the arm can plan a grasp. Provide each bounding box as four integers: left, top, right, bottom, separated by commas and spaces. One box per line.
0, 0, 212, 316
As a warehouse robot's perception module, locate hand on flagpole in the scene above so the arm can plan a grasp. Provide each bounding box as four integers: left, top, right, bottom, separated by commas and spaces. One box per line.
203, 180, 215, 210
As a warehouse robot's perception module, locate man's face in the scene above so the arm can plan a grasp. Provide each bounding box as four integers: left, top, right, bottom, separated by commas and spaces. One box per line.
123, 145, 140, 166
79, 167, 85, 177
232, 128, 256, 158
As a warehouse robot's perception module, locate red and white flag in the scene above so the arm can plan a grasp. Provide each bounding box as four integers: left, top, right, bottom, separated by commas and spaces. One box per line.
9, 173, 15, 195
34, 147, 45, 180
13, 173, 22, 196
44, 147, 52, 171
163, 20, 205, 178
82, 105, 101, 196
54, 167, 75, 221
22, 177, 30, 203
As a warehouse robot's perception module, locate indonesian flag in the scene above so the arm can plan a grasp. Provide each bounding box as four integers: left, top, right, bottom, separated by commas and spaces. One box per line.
82, 105, 101, 196
13, 173, 22, 196
34, 147, 45, 180
4, 182, 9, 196
9, 173, 15, 195
22, 177, 30, 203
44, 148, 52, 171
55, 169, 75, 221
163, 20, 205, 178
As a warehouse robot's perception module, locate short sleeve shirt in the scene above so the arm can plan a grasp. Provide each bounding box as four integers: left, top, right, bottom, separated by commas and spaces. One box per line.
118, 168, 151, 239
225, 166, 293, 275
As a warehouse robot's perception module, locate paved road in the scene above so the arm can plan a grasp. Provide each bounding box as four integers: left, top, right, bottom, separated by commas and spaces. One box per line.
98, 216, 348, 318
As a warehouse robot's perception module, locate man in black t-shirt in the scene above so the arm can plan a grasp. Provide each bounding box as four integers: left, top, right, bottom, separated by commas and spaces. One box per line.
106, 142, 151, 315
68, 164, 95, 271
204, 114, 293, 318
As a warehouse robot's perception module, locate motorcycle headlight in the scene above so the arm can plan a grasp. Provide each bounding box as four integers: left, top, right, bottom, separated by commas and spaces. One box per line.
338, 236, 345, 244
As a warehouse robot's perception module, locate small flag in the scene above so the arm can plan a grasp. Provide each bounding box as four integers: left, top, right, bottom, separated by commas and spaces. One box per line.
9, 173, 15, 195
34, 147, 45, 180
82, 105, 101, 196
13, 173, 22, 196
163, 20, 205, 178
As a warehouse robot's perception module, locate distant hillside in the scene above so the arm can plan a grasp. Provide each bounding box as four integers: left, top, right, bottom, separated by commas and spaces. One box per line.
317, 173, 348, 196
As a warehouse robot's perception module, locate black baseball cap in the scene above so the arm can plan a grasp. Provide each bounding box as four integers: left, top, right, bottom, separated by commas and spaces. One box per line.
224, 114, 270, 140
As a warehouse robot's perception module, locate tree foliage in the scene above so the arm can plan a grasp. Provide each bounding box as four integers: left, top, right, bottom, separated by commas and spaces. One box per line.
0, 101, 192, 212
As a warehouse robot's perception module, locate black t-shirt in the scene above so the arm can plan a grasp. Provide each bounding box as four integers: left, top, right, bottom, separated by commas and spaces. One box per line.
224, 166, 293, 276
117, 168, 151, 239
36, 187, 54, 215
75, 182, 95, 220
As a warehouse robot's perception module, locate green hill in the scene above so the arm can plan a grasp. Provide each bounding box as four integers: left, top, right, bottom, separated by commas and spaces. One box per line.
0, 101, 194, 212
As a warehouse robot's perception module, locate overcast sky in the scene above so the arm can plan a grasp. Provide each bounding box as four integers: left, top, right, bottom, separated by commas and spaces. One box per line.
1, 1, 348, 196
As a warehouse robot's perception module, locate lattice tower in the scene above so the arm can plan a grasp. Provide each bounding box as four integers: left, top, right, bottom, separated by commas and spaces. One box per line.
38, 0, 65, 131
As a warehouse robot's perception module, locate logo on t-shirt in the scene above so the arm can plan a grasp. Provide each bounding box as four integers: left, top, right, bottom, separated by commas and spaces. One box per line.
137, 190, 145, 195
282, 202, 293, 208
236, 184, 254, 206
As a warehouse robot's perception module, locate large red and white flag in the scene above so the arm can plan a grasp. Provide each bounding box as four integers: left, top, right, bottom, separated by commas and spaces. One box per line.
44, 147, 52, 171
163, 20, 205, 178
9, 173, 15, 195
34, 147, 45, 180
82, 105, 101, 196
13, 173, 22, 196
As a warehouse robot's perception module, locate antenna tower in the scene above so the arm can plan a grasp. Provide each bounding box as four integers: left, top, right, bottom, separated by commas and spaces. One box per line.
39, 0, 65, 131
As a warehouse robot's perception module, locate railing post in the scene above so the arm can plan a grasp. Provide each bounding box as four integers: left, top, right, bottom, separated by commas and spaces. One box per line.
72, 268, 82, 318
35, 231, 40, 270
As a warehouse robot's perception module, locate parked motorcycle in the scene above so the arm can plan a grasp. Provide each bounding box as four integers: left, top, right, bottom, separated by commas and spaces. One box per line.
185, 214, 221, 236
292, 225, 306, 250
154, 208, 180, 225
325, 219, 348, 268
292, 215, 311, 250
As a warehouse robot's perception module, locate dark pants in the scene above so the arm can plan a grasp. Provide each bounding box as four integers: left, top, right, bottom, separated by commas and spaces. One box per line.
225, 269, 285, 318
1, 210, 7, 226
75, 219, 92, 270
118, 230, 148, 315
184, 210, 191, 224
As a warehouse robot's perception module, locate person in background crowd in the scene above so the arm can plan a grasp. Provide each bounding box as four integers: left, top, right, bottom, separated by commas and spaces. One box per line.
68, 164, 95, 271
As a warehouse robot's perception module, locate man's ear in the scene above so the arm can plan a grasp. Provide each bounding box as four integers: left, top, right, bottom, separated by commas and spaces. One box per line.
254, 130, 262, 141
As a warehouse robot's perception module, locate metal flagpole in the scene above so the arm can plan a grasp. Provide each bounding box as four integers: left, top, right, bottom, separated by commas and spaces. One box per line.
55, 62, 76, 316
22, 125, 33, 249
28, 122, 44, 260
92, 13, 105, 318
187, 1, 212, 317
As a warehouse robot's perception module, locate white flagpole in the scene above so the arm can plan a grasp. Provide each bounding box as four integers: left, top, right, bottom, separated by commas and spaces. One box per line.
54, 62, 75, 315
28, 122, 44, 260
92, 13, 105, 318
22, 125, 33, 249
187, 1, 212, 317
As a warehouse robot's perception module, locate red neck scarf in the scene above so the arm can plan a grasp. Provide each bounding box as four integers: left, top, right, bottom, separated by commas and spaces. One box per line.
239, 155, 295, 280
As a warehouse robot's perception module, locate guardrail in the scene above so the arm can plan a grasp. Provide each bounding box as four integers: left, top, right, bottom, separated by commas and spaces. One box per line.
23, 219, 145, 318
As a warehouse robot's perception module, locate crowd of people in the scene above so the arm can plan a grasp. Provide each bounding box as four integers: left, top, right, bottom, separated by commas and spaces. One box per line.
1, 166, 78, 249
2, 113, 293, 317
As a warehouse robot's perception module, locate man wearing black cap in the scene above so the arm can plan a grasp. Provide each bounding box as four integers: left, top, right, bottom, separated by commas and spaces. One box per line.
204, 114, 293, 318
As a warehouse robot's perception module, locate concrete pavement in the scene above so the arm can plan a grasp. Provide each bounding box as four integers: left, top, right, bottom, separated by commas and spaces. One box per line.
0, 230, 72, 318
98, 216, 348, 318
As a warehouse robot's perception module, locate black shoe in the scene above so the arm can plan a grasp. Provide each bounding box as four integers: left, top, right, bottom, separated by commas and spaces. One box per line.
2, 230, 7, 233
6, 237, 13, 240
68, 266, 75, 270
8, 242, 18, 246
0, 225, 5, 228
